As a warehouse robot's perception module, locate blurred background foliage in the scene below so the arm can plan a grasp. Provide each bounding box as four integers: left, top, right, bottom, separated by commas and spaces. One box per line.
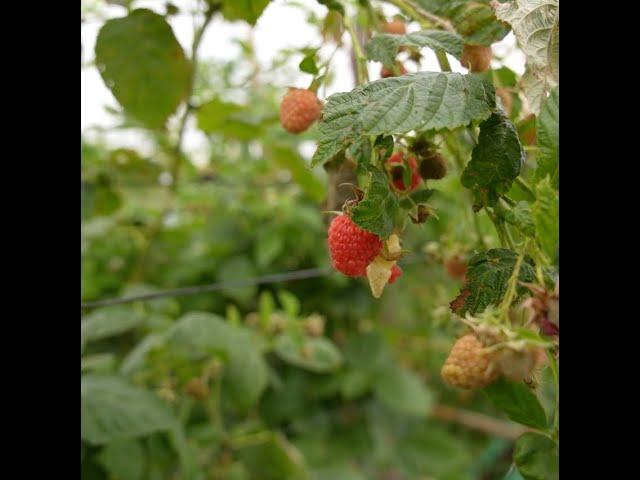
81, 1, 553, 479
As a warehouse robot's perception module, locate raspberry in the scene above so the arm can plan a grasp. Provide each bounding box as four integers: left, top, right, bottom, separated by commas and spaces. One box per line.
494, 348, 538, 382
444, 254, 467, 281
382, 20, 407, 35
460, 44, 492, 73
328, 214, 382, 277
387, 152, 420, 191
441, 334, 499, 389
388, 264, 402, 284
280, 88, 322, 134
380, 63, 407, 78
418, 151, 448, 180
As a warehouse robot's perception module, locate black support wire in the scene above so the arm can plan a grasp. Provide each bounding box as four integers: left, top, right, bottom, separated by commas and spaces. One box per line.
81, 267, 332, 310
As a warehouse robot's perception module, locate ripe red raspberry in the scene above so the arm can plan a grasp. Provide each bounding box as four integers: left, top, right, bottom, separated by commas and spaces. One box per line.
382, 20, 407, 35
460, 44, 492, 73
441, 334, 499, 389
380, 63, 407, 78
387, 152, 420, 191
388, 264, 402, 284
328, 214, 382, 277
280, 88, 322, 134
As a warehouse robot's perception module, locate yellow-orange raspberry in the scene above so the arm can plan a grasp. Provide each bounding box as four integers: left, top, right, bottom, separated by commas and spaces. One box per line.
441, 334, 499, 389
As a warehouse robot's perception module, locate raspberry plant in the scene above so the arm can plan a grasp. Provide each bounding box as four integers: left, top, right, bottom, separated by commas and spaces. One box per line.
82, 0, 558, 479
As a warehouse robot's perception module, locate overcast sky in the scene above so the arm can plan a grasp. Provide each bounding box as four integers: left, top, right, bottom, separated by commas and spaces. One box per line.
81, 0, 524, 162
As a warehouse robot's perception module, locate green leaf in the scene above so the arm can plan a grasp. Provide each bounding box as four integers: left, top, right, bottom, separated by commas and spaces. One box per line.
484, 378, 548, 429
531, 178, 558, 263
316, 0, 344, 15
97, 438, 145, 480
461, 111, 524, 209
495, 0, 558, 114
168, 312, 268, 409
81, 375, 177, 444
311, 72, 495, 167
299, 55, 319, 74
366, 30, 463, 68
277, 290, 301, 318
350, 165, 399, 238
222, 0, 271, 26
120, 333, 167, 376
82, 353, 117, 373
501, 201, 535, 237
274, 333, 343, 373
81, 306, 141, 344
197, 98, 261, 141
504, 464, 526, 480
451, 248, 536, 315
94, 9, 191, 129
374, 363, 434, 417
418, 0, 510, 45
514, 433, 559, 480
344, 331, 391, 372
409, 188, 435, 204
236, 432, 308, 480
534, 87, 559, 187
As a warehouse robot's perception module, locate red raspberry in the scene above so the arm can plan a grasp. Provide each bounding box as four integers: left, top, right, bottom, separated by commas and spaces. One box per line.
328, 214, 382, 277
280, 88, 322, 134
388, 264, 402, 284
380, 63, 407, 78
387, 152, 420, 191
382, 20, 407, 35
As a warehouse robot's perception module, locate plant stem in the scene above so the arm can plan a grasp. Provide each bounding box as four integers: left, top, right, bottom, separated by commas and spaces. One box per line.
473, 212, 487, 249
515, 176, 536, 201
435, 50, 452, 72
386, 0, 456, 32
503, 222, 516, 249
546, 350, 559, 439
499, 238, 530, 316
343, 13, 369, 85
486, 208, 507, 248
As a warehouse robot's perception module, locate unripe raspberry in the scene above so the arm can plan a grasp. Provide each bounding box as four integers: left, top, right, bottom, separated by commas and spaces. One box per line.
444, 254, 467, 281
388, 264, 403, 284
380, 63, 407, 78
382, 20, 407, 35
304, 314, 325, 337
460, 44, 492, 73
494, 348, 538, 382
328, 214, 382, 277
418, 151, 448, 180
386, 152, 420, 191
280, 88, 322, 134
441, 334, 499, 389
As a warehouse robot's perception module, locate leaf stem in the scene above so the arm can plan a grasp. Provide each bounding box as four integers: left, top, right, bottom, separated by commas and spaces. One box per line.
515, 176, 536, 201
343, 12, 369, 85
435, 50, 452, 72
486, 208, 507, 248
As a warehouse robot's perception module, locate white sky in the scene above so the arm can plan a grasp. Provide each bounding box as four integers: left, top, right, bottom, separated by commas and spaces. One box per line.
81, 0, 524, 162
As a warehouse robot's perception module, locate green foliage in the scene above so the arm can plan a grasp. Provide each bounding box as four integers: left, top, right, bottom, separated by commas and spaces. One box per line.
534, 87, 559, 187
495, 0, 559, 114
366, 30, 463, 68
350, 165, 399, 238
312, 72, 496, 167
82, 0, 559, 477
514, 433, 559, 480
484, 378, 548, 430
95, 9, 191, 129
451, 248, 536, 315
81, 375, 177, 444
461, 111, 524, 210
222, 0, 272, 25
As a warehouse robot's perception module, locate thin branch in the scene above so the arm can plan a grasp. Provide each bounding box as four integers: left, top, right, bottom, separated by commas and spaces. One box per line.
431, 404, 530, 441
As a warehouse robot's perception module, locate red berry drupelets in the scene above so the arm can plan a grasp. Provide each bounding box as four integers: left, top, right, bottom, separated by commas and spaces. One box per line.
388, 264, 403, 284
328, 214, 382, 277
280, 88, 322, 134
387, 152, 421, 191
